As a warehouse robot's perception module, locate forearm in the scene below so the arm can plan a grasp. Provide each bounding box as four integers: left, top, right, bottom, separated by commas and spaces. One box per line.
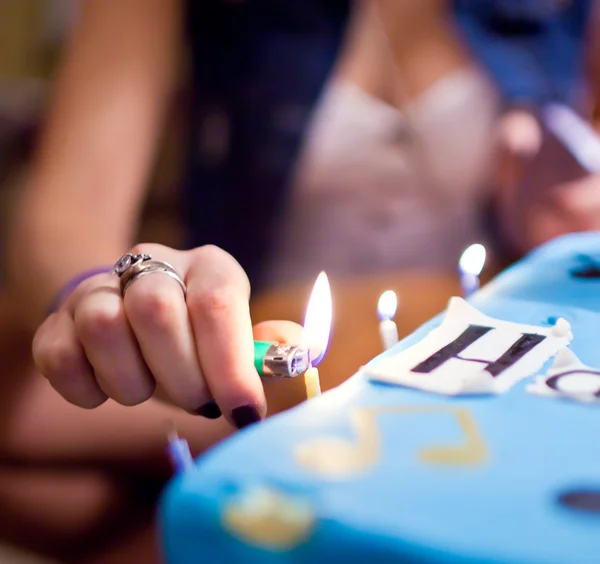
6, 0, 181, 328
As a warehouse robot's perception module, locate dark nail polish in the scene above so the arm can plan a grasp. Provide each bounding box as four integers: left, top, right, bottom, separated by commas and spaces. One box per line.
191, 400, 222, 419
231, 405, 261, 429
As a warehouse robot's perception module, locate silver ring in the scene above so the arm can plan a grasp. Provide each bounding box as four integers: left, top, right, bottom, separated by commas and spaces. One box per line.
113, 252, 152, 276
113, 253, 187, 298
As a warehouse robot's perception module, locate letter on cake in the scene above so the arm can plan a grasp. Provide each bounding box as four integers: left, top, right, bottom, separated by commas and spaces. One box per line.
527, 348, 600, 404
366, 298, 572, 396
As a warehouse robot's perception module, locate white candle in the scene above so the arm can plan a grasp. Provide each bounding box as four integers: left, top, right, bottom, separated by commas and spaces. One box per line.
302, 272, 331, 400
458, 244, 486, 299
304, 366, 321, 399
377, 290, 399, 351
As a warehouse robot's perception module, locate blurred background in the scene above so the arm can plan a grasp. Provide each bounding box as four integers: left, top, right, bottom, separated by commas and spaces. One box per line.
1, 0, 599, 292
0, 0, 185, 264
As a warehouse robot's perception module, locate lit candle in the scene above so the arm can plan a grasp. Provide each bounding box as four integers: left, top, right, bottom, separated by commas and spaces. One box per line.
302, 272, 333, 400
458, 243, 487, 298
304, 366, 321, 399
377, 290, 398, 351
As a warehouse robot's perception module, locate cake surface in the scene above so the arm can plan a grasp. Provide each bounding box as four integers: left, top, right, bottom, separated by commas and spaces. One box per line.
160, 233, 600, 563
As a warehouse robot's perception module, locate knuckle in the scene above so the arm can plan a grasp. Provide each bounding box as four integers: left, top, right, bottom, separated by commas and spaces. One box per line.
31, 323, 52, 370
36, 340, 82, 380
196, 245, 251, 296
127, 286, 178, 330
188, 287, 239, 318
197, 244, 225, 262
74, 300, 122, 342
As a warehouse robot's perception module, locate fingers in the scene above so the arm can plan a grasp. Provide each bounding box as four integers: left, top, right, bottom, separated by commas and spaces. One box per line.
33, 312, 108, 409
73, 277, 155, 406
524, 175, 600, 248
186, 245, 265, 429
552, 176, 600, 231
498, 109, 542, 158
123, 266, 211, 413
526, 202, 571, 249
252, 320, 305, 345
34, 242, 296, 432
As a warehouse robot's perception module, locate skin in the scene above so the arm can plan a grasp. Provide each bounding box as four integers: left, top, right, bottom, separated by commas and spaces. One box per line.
7, 0, 182, 330
496, 108, 600, 253
0, 311, 303, 562
368, 0, 600, 256
491, 7, 600, 255
2, 1, 304, 558
33, 243, 270, 426
337, 0, 472, 107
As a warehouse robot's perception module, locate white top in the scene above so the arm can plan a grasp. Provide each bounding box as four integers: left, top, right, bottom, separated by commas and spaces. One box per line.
264, 68, 500, 287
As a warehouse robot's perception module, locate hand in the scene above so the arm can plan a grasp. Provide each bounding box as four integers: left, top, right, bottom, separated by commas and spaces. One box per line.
497, 108, 543, 159
32, 243, 304, 429
494, 108, 598, 253
525, 174, 600, 248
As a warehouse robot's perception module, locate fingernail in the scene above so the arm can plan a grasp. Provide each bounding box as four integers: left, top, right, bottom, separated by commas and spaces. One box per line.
191, 400, 222, 419
231, 405, 261, 429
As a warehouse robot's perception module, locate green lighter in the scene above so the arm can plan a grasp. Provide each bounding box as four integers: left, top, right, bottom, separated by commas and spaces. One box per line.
253, 341, 310, 378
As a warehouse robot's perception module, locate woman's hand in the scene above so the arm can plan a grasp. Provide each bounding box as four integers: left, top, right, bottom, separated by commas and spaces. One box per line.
524, 174, 600, 248
494, 108, 600, 253
32, 243, 304, 429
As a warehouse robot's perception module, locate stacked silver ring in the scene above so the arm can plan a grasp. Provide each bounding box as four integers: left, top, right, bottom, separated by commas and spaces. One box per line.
112, 252, 187, 297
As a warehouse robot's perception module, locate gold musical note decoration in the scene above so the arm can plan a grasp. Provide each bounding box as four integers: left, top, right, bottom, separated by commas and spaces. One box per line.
294, 406, 488, 479
418, 408, 488, 466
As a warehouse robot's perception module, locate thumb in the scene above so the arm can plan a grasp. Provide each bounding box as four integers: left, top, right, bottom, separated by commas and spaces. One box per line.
252, 320, 305, 345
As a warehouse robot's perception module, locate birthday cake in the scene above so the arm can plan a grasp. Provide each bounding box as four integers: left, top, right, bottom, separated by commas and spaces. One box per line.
160, 233, 600, 563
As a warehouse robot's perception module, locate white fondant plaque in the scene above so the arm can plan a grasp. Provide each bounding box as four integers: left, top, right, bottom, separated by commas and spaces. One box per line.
527, 348, 600, 404
366, 298, 572, 396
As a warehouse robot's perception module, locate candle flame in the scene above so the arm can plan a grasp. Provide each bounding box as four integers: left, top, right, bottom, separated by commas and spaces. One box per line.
377, 290, 397, 321
303, 272, 332, 367
459, 244, 486, 277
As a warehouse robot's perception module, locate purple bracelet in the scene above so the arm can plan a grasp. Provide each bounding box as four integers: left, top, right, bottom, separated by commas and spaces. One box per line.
48, 266, 114, 314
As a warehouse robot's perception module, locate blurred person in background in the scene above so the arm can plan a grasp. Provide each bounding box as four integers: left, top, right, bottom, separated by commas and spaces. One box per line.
0, 0, 597, 561
454, 0, 599, 254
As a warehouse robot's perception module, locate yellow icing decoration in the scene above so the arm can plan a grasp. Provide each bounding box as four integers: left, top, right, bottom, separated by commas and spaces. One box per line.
419, 408, 488, 466
295, 406, 488, 479
222, 486, 315, 550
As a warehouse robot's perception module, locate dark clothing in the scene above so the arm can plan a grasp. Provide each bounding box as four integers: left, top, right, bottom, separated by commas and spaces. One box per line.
182, 1, 591, 289
183, 0, 349, 289
454, 0, 592, 108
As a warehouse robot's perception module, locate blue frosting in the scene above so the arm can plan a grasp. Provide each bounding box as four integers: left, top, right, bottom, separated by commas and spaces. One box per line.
160, 233, 600, 563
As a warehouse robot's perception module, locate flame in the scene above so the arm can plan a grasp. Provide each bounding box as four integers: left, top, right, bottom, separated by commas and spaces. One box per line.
303, 272, 332, 367
459, 244, 486, 277
377, 290, 397, 321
